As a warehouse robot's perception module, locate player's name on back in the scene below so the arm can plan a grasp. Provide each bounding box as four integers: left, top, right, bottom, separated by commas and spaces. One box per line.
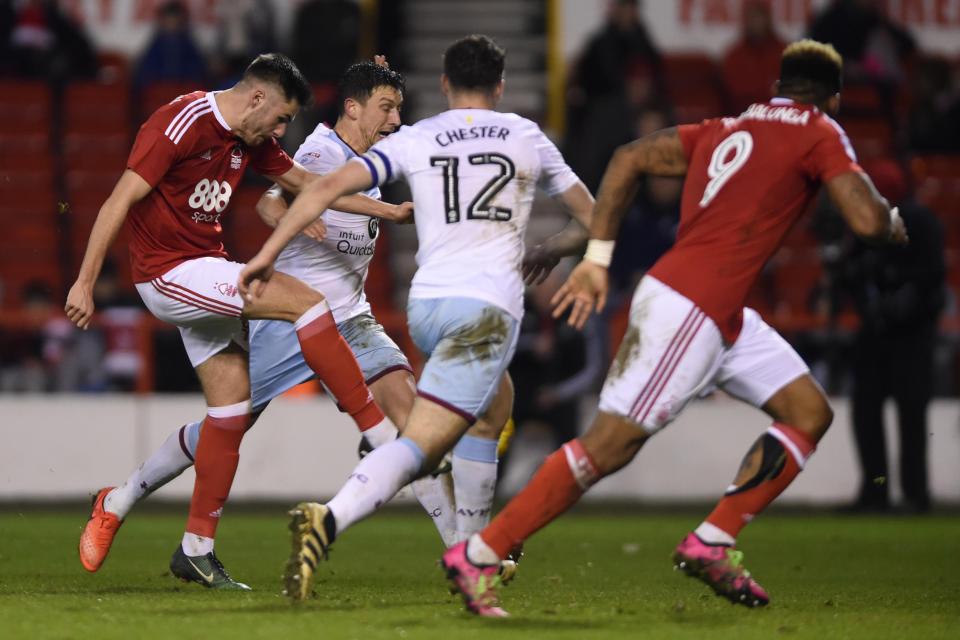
435, 125, 510, 147
734, 103, 812, 127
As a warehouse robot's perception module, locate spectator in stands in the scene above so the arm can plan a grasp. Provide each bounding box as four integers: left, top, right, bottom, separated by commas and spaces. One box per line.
564, 0, 662, 193
291, 0, 360, 84
2, 0, 97, 81
722, 0, 784, 113
906, 56, 960, 153
808, 0, 914, 86
134, 0, 207, 90
213, 0, 276, 86
608, 107, 679, 295
0, 281, 54, 391
836, 158, 945, 513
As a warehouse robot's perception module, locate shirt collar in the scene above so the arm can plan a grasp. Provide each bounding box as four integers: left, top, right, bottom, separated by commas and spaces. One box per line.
206, 92, 231, 131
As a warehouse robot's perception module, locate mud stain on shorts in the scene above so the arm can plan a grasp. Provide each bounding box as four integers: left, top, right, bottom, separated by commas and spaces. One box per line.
436, 308, 509, 363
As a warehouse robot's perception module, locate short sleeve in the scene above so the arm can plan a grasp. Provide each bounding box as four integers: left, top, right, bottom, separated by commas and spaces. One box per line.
677, 123, 706, 160
534, 130, 579, 196
249, 137, 295, 178
127, 127, 179, 187
294, 138, 347, 175
357, 127, 412, 187
807, 120, 861, 182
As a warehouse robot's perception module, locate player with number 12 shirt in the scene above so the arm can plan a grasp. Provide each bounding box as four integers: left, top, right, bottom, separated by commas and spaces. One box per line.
443, 40, 909, 616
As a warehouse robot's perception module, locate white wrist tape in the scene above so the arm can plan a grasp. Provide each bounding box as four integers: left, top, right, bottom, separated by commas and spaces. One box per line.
888, 206, 900, 240
584, 239, 615, 267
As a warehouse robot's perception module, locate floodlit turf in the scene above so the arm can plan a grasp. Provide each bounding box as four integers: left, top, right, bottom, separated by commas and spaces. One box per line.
1, 507, 958, 639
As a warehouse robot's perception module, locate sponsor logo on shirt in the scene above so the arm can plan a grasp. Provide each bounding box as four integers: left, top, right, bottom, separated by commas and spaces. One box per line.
336, 229, 375, 256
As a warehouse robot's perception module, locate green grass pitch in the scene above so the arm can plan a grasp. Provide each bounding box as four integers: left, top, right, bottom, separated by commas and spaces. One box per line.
1, 506, 958, 639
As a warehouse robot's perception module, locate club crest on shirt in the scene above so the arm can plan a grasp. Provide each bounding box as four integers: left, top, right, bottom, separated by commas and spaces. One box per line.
230, 146, 243, 170
368, 217, 379, 240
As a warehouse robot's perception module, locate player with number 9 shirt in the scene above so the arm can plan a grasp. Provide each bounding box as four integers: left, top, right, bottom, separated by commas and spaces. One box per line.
443, 39, 909, 616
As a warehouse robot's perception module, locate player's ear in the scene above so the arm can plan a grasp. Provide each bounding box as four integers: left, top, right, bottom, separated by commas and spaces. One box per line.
492, 80, 505, 103
440, 74, 450, 98
344, 97, 359, 120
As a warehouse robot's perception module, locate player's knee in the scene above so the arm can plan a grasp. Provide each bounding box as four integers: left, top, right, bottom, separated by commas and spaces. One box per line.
581, 412, 649, 475
788, 396, 833, 443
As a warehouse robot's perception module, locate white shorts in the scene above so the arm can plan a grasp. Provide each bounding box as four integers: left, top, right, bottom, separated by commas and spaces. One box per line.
135, 257, 247, 367
599, 276, 810, 433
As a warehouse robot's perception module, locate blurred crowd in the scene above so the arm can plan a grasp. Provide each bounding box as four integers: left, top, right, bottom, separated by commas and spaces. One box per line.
0, 0, 958, 413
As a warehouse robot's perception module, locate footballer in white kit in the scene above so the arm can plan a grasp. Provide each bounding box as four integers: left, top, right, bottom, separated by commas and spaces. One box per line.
248, 122, 411, 410
238, 36, 595, 607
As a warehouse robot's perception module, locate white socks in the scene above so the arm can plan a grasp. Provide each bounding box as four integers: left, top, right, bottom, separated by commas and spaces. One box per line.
411, 468, 458, 547
181, 533, 214, 556
451, 435, 499, 543
695, 521, 736, 546
327, 437, 424, 536
361, 418, 399, 448
466, 533, 500, 566
104, 425, 195, 520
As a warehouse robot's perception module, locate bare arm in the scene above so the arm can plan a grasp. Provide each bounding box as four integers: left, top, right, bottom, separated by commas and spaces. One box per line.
65, 169, 153, 328
551, 127, 686, 328
239, 162, 386, 299
591, 126, 686, 240
825, 171, 905, 244
267, 162, 412, 221
523, 181, 594, 285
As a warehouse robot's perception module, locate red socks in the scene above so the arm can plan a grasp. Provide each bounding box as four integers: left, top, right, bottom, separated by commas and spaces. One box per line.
706, 423, 816, 539
294, 301, 384, 430
481, 439, 599, 559
186, 402, 251, 537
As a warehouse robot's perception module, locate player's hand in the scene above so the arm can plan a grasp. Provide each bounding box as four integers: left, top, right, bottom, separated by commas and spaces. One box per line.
551, 260, 609, 330
302, 217, 328, 242
393, 201, 415, 224
65, 280, 95, 330
888, 207, 909, 245
238, 254, 276, 302
522, 243, 560, 285
374, 55, 389, 69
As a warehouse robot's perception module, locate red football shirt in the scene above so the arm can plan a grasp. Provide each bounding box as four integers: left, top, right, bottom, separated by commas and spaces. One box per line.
125, 91, 294, 282
648, 98, 860, 343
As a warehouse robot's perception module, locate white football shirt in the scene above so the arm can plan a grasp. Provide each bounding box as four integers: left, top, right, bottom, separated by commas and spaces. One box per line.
355, 109, 579, 319
274, 123, 381, 323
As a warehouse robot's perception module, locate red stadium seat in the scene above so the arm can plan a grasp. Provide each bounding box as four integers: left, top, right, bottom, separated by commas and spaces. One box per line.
0, 82, 52, 136
63, 81, 132, 138
139, 82, 202, 122
63, 137, 128, 173
840, 117, 894, 159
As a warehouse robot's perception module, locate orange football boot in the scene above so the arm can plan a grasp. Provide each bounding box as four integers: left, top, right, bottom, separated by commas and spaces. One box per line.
79, 487, 123, 572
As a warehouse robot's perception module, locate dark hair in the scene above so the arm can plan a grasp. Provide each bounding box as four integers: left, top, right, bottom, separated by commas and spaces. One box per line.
443, 35, 505, 93
778, 39, 843, 103
243, 53, 313, 107
337, 61, 405, 115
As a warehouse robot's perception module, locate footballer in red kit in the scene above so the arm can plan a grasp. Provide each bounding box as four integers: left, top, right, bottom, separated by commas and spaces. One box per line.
67, 54, 411, 589
443, 40, 909, 616
125, 90, 293, 284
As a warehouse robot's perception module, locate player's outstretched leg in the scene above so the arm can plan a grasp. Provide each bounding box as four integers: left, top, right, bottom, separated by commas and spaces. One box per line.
79, 425, 197, 572
676, 376, 831, 607
447, 412, 647, 615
